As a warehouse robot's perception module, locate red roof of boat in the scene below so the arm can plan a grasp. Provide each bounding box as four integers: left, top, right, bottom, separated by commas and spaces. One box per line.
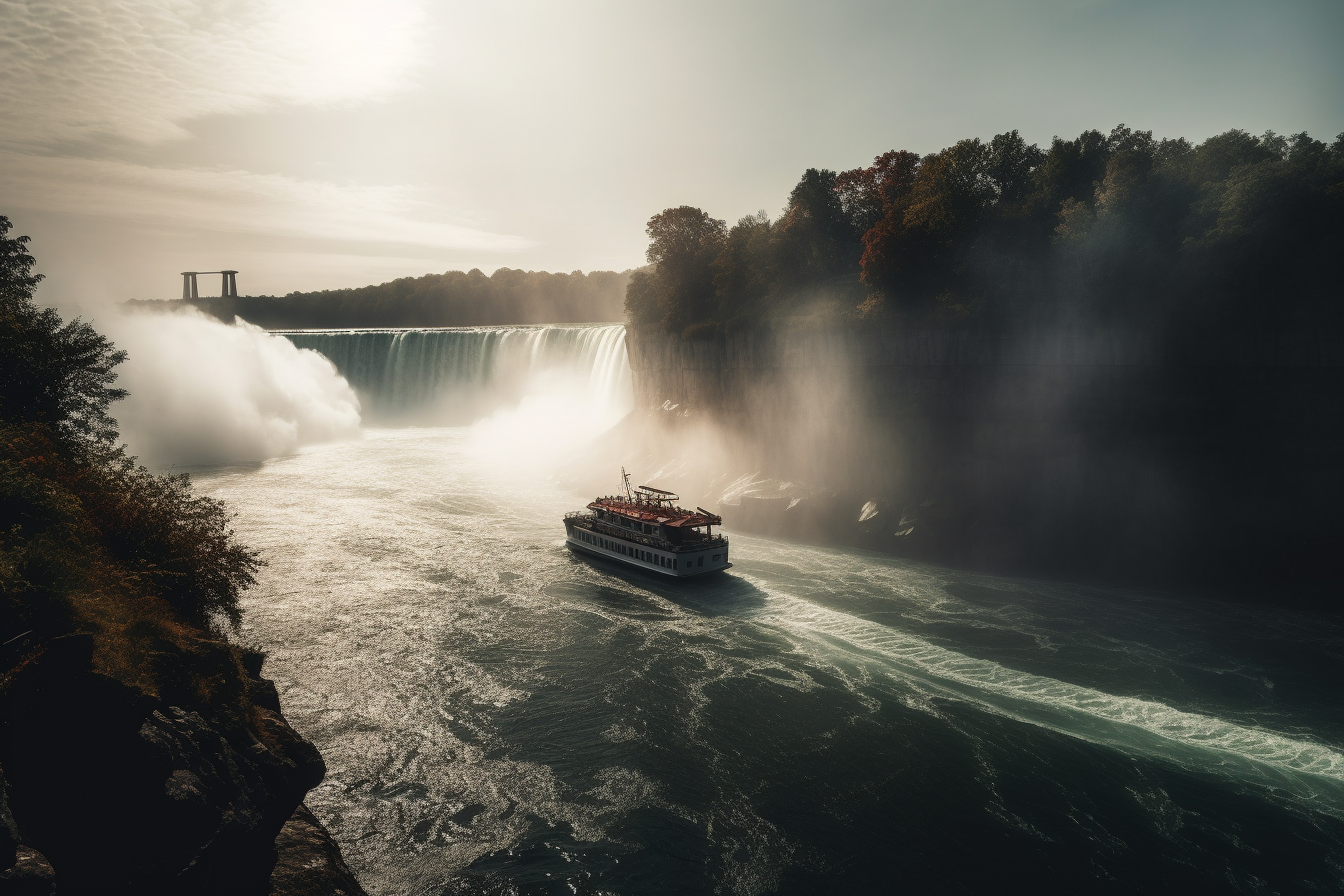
588, 496, 721, 528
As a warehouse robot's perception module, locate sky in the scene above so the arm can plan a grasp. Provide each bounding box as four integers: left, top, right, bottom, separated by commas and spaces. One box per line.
2, 0, 1340, 311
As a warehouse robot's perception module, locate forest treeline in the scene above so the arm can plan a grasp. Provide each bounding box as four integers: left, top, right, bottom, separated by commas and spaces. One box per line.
141, 267, 632, 329
627, 126, 1344, 334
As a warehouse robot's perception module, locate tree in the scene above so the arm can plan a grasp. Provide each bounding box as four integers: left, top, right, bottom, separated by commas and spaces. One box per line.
984, 130, 1046, 212
860, 140, 995, 305
633, 206, 726, 332
838, 150, 921, 236
774, 168, 857, 285
0, 216, 126, 453
1, 213, 261, 634
713, 211, 777, 320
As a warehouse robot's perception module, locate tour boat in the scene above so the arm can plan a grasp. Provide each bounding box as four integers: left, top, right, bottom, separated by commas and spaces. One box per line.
564, 470, 731, 577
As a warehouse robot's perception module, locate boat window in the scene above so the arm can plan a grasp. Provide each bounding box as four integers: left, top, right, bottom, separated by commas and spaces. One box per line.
698, 556, 704, 567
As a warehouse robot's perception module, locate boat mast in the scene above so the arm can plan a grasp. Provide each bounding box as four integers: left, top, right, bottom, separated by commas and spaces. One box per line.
621, 467, 634, 501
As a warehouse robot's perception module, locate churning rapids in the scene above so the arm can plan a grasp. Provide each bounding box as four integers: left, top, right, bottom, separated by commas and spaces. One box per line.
192, 324, 1344, 895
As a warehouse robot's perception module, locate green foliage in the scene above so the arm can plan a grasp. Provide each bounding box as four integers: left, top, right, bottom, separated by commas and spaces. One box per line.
628, 207, 727, 333
78, 459, 260, 630
628, 125, 1344, 331
1, 216, 261, 661
0, 217, 126, 452
774, 169, 857, 285
712, 212, 777, 319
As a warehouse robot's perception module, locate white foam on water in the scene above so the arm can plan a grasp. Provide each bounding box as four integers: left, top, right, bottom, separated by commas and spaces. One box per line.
741, 577, 1344, 807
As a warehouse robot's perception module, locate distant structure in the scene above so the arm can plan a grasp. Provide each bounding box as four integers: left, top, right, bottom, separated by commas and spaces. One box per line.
181, 270, 239, 300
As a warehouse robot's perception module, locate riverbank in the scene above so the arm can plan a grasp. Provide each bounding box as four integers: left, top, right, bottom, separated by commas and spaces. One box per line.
0, 631, 365, 895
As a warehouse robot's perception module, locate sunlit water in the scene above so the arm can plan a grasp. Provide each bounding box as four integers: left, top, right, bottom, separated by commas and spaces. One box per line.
194, 426, 1344, 895
189, 324, 1344, 894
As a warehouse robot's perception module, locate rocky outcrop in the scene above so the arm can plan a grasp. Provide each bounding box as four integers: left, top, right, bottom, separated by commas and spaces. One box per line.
270, 804, 366, 896
625, 320, 1344, 593
0, 846, 55, 896
0, 633, 363, 895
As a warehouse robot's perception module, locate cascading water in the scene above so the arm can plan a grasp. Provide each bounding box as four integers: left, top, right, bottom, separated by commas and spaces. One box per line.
280, 324, 632, 422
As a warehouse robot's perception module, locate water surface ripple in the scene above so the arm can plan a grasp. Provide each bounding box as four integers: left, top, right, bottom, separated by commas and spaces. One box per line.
198, 428, 1344, 895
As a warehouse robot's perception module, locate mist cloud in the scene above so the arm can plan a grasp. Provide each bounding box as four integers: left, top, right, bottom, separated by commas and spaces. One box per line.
107, 309, 362, 467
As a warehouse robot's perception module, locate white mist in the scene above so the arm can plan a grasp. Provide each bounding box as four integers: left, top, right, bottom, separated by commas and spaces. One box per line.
107, 309, 362, 467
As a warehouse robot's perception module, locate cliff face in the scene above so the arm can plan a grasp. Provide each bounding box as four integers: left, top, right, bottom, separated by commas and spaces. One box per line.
0, 634, 366, 896
625, 320, 1344, 591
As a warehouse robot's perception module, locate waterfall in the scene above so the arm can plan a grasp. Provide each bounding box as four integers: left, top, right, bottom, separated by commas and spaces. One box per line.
279, 324, 633, 423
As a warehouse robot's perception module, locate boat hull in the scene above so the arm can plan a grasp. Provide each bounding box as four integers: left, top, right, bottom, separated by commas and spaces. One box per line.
564, 525, 731, 577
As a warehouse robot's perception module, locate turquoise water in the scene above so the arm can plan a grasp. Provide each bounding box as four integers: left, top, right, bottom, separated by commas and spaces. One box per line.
279, 325, 630, 422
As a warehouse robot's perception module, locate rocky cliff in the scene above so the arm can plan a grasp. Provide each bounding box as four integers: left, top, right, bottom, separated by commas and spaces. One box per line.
625, 319, 1343, 595
0, 633, 366, 896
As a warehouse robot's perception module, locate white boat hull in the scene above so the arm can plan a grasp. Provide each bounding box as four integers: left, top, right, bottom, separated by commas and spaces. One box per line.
564, 525, 731, 577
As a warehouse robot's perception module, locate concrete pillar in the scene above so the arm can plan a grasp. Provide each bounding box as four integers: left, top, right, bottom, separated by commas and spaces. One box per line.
190, 273, 199, 300
182, 273, 191, 300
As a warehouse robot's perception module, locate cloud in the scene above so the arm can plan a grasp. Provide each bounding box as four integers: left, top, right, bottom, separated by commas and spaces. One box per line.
0, 150, 531, 252
0, 0, 428, 148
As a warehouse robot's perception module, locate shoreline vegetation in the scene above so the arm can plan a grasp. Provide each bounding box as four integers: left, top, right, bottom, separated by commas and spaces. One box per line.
1, 216, 364, 894
626, 125, 1343, 335
130, 267, 633, 329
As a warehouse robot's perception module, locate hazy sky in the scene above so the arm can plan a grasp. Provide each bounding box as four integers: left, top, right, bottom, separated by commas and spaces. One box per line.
2, 0, 1340, 309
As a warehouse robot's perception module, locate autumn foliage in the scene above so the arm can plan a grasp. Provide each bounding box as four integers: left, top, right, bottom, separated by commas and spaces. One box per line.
628, 126, 1344, 332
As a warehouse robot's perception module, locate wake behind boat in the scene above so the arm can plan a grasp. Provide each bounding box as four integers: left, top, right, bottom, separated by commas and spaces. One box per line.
564, 470, 731, 577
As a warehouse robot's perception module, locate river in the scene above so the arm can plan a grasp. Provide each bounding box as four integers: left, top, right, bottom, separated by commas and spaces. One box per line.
194, 324, 1344, 895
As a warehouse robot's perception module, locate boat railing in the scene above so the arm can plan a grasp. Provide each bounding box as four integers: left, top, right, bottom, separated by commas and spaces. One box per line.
565, 513, 727, 552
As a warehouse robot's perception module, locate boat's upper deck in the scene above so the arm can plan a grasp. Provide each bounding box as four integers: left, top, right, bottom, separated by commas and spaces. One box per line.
570, 479, 725, 551
587, 496, 721, 529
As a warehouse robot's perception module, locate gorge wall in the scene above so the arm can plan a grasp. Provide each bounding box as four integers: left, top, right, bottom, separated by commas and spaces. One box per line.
0, 635, 366, 896
625, 320, 1344, 596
